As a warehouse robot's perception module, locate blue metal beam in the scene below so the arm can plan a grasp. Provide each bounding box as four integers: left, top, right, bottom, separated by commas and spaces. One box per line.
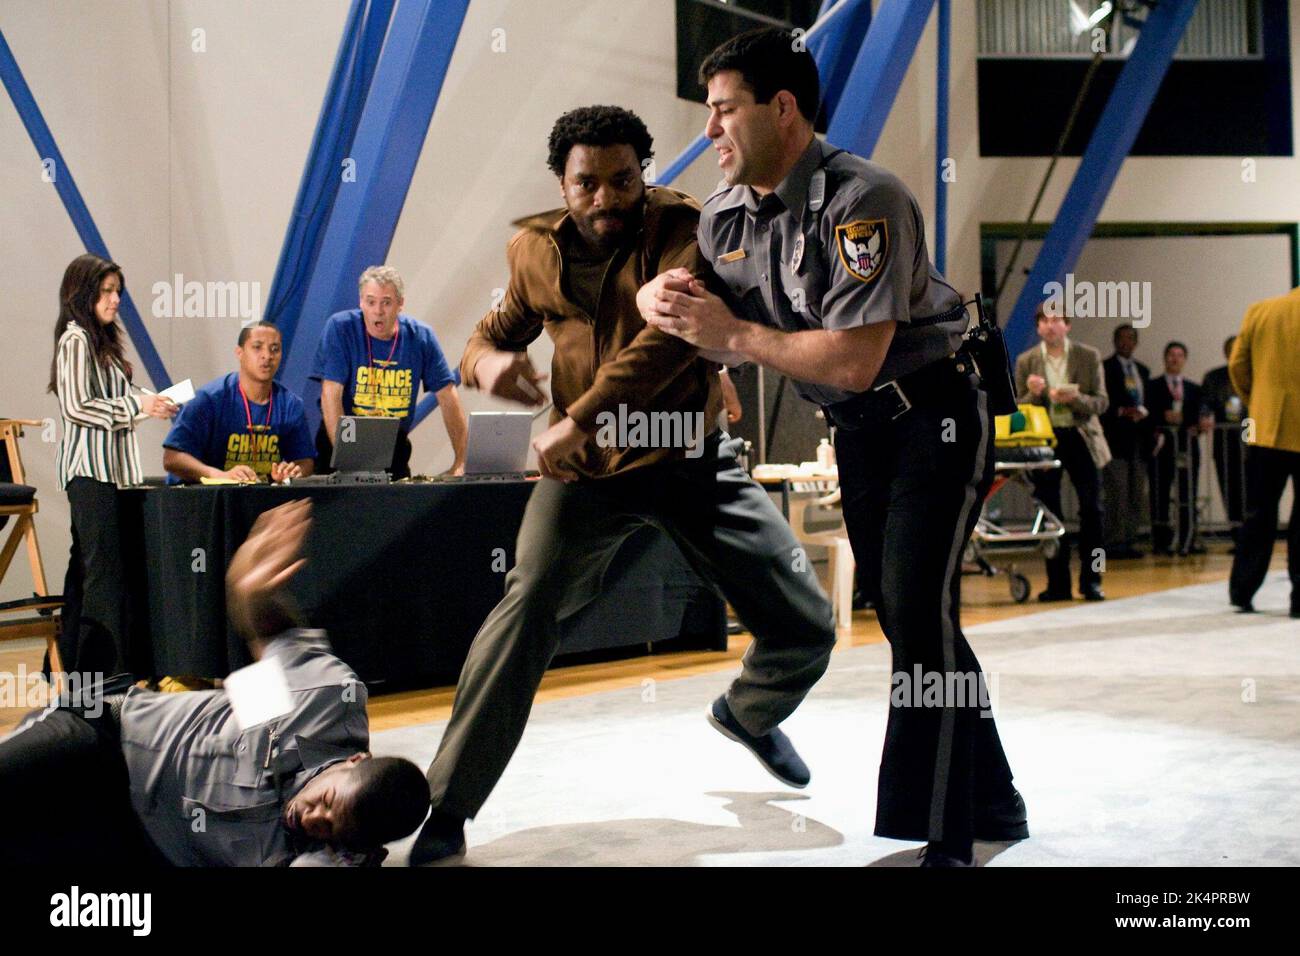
280, 0, 469, 434
809, 0, 873, 124
934, 0, 949, 275
1006, 0, 1200, 355
266, 0, 395, 361
0, 28, 171, 388
825, 0, 936, 157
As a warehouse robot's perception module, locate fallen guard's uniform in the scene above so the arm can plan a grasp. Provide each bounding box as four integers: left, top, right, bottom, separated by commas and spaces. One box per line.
699, 137, 1026, 851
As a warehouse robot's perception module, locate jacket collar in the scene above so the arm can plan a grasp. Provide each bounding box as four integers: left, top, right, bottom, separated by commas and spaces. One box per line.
512, 186, 694, 237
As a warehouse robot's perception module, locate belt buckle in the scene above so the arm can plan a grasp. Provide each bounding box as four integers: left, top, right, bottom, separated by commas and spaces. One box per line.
873, 379, 912, 420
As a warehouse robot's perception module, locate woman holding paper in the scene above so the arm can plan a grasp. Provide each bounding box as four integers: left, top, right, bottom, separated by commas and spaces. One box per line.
48, 253, 176, 676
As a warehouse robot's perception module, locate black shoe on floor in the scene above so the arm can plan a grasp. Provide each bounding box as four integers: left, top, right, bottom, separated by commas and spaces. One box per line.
1080, 583, 1105, 602
708, 695, 810, 789
407, 808, 466, 865
975, 789, 1029, 842
919, 844, 975, 867
1037, 588, 1072, 603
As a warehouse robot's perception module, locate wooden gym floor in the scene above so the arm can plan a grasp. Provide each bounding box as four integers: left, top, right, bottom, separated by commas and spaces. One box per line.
1, 545, 1263, 737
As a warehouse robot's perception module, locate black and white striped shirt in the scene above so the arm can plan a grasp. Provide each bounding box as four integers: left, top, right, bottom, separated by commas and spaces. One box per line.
55, 325, 143, 489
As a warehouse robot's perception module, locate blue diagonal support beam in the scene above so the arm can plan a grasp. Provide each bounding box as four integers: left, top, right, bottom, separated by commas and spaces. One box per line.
280, 0, 469, 434
809, 0, 873, 124
825, 0, 935, 157
1006, 0, 1200, 355
266, 0, 395, 361
0, 28, 170, 388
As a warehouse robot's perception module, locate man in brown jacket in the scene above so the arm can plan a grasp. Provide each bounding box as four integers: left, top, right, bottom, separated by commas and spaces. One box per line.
1014, 304, 1111, 601
409, 106, 835, 864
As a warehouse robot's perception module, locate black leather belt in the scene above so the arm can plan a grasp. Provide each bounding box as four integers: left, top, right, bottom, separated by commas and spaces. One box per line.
822, 352, 979, 430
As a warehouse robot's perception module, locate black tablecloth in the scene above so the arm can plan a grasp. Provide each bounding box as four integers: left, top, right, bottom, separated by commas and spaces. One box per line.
120, 481, 724, 687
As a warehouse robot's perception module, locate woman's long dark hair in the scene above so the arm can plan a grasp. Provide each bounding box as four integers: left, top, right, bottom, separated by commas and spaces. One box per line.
48, 253, 133, 395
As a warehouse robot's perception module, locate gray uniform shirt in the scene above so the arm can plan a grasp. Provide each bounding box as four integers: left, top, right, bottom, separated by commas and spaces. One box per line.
698, 137, 964, 406
119, 629, 368, 866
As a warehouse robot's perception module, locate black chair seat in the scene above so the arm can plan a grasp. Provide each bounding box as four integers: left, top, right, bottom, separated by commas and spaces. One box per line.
0, 482, 36, 507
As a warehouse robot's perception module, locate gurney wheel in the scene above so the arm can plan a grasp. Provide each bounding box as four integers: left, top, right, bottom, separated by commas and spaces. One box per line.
1009, 573, 1031, 604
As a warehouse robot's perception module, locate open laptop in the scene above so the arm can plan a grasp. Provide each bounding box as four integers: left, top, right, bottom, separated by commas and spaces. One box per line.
462, 411, 535, 478
330, 415, 401, 479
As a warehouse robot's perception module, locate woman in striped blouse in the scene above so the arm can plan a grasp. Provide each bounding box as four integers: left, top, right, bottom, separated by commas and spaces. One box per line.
49, 253, 176, 677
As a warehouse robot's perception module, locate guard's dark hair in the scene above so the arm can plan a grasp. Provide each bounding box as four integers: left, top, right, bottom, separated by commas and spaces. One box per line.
699, 27, 821, 123
237, 320, 280, 347
49, 253, 132, 394
546, 105, 654, 178
1223, 334, 1237, 353
1113, 323, 1137, 343
1165, 340, 1189, 356
344, 757, 432, 851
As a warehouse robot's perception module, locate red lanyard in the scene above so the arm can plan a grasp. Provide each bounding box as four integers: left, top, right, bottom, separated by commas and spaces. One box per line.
238, 381, 273, 433
364, 316, 400, 372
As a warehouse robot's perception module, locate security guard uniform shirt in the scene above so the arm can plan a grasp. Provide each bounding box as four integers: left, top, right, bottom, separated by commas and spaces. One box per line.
698, 136, 964, 405
119, 629, 369, 866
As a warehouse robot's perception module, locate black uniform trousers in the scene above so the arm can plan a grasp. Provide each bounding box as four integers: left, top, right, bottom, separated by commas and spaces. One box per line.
60, 477, 131, 677
0, 704, 159, 866
426, 432, 836, 819
1229, 444, 1300, 610
832, 371, 1016, 847
1030, 427, 1104, 592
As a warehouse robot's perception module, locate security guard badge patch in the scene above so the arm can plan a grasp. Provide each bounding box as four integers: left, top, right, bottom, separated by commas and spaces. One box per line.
835, 219, 888, 284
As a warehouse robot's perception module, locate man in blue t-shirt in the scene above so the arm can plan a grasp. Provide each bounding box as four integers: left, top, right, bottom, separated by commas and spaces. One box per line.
163, 322, 316, 484
311, 265, 467, 480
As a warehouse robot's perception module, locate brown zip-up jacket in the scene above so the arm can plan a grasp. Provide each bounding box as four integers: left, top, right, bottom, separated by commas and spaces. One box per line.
461, 186, 724, 479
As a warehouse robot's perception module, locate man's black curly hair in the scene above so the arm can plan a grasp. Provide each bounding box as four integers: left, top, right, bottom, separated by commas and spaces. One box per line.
546, 105, 654, 178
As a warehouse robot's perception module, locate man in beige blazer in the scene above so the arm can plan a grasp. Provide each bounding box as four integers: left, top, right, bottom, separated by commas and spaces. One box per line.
1015, 305, 1111, 601
1228, 286, 1300, 617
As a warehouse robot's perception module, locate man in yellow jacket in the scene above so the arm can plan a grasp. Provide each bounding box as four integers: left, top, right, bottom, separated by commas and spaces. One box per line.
1228, 287, 1300, 617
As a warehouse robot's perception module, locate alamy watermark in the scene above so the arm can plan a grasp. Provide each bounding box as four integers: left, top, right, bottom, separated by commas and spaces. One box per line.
890, 665, 999, 717
152, 273, 261, 321
594, 405, 706, 459
0, 666, 106, 716
1042, 273, 1152, 328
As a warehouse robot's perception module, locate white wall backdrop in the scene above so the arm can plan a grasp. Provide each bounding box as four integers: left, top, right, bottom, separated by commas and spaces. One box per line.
2, 0, 1298, 600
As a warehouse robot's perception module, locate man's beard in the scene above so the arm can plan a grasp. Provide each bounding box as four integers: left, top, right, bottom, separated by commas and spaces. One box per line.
575, 205, 643, 253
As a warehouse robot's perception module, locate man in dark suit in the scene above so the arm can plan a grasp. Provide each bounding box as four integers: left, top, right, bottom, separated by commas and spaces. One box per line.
1201, 335, 1247, 536
1101, 324, 1152, 558
1147, 341, 1214, 555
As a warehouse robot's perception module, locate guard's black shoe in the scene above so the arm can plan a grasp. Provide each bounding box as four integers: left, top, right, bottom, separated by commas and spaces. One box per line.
1037, 588, 1072, 603
919, 844, 975, 867
708, 695, 810, 789
975, 789, 1029, 842
1232, 600, 1255, 613
408, 808, 466, 865
1080, 583, 1106, 602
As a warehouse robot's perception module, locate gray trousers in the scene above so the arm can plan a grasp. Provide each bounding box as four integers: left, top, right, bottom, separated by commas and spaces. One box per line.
427, 433, 836, 819
1103, 453, 1149, 549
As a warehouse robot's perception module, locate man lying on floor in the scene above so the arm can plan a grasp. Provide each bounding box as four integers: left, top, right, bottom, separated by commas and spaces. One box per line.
0, 499, 429, 866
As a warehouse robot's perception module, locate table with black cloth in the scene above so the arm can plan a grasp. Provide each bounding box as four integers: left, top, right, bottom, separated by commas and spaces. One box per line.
117, 480, 726, 688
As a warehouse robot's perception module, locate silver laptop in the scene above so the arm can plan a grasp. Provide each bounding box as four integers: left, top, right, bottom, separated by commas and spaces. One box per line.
464, 411, 534, 475
330, 415, 401, 473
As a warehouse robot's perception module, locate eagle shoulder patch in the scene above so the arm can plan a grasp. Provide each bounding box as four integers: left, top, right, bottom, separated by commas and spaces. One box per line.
834, 219, 888, 284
